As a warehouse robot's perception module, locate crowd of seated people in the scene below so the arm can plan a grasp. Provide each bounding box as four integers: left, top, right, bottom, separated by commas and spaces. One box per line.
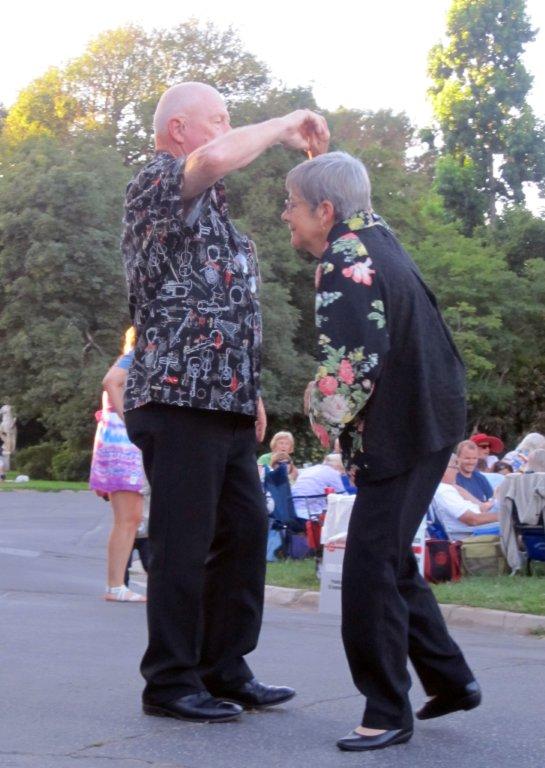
257, 427, 545, 569
431, 432, 545, 570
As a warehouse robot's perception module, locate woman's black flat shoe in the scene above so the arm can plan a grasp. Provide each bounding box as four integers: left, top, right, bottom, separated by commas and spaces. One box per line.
337, 728, 413, 751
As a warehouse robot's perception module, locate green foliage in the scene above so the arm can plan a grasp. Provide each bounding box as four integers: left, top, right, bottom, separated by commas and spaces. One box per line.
14, 442, 58, 480
5, 21, 270, 164
12, 440, 90, 482
412, 212, 520, 424
488, 205, 545, 272
428, 0, 545, 225
499, 257, 545, 437
323, 108, 430, 247
3, 68, 79, 144
434, 155, 487, 234
0, 136, 130, 449
51, 445, 92, 481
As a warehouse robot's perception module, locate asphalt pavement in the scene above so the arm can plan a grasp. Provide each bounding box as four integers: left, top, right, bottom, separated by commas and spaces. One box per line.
1, 490, 544, 768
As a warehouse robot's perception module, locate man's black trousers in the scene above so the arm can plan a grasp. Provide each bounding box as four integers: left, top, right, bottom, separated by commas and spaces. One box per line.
125, 403, 268, 704
342, 447, 475, 730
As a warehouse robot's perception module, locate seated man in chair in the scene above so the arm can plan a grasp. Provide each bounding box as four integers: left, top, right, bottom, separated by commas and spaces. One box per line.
434, 455, 499, 540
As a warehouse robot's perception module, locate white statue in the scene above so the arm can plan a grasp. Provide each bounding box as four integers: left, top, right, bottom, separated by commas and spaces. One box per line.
0, 405, 17, 470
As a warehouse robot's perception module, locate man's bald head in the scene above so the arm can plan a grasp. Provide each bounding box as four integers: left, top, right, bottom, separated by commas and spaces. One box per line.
153, 82, 230, 155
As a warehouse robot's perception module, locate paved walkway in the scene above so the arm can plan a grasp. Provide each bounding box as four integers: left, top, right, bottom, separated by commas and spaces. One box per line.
1, 491, 544, 768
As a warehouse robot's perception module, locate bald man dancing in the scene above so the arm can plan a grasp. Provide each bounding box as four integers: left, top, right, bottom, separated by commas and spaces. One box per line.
122, 82, 329, 723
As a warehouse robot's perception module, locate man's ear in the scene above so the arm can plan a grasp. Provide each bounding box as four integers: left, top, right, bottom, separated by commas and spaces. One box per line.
168, 116, 186, 145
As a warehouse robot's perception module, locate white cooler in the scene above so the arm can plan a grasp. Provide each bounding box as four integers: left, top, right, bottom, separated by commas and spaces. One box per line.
319, 494, 427, 615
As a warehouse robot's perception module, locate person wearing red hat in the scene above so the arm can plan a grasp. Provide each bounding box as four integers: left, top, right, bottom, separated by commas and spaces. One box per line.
470, 433, 504, 469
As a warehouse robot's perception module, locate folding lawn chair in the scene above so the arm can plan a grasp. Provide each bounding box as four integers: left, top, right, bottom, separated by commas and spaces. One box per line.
511, 503, 545, 575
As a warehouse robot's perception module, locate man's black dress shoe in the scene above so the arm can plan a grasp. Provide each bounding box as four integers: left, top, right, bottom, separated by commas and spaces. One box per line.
416, 681, 482, 720
337, 728, 413, 751
207, 678, 296, 709
142, 691, 243, 722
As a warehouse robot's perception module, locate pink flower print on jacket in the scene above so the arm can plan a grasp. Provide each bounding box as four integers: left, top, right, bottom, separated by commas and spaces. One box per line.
318, 375, 338, 396
312, 422, 331, 448
342, 257, 375, 286
338, 359, 355, 385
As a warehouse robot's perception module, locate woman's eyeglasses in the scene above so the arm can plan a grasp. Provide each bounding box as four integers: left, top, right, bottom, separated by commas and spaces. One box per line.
284, 199, 300, 212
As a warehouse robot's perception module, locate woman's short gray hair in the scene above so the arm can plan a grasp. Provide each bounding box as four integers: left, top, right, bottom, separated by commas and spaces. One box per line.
286, 151, 372, 221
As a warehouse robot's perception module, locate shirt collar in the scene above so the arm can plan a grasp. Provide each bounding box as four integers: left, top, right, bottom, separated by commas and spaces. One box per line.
326, 210, 389, 247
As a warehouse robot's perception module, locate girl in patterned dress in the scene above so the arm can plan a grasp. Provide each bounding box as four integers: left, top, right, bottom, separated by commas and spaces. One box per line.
90, 328, 146, 602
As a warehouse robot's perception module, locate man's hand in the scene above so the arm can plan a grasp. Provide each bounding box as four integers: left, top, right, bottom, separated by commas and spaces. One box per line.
279, 110, 330, 157
183, 110, 329, 200
255, 397, 267, 443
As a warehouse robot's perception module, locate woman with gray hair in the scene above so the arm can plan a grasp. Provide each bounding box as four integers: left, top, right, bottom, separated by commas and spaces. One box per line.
283, 152, 478, 751
283, 151, 372, 257
503, 432, 545, 472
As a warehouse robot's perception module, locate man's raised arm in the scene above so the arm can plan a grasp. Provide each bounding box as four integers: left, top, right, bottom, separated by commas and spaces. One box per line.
182, 110, 329, 200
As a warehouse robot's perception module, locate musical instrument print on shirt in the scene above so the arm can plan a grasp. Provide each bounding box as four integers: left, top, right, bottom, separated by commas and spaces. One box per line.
122, 152, 263, 415
219, 350, 234, 388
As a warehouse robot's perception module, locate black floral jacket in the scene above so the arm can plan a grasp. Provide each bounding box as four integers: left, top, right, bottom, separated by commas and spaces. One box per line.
309, 211, 466, 482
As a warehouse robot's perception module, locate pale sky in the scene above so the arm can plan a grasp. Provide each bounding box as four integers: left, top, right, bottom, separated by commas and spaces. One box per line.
3, 0, 545, 128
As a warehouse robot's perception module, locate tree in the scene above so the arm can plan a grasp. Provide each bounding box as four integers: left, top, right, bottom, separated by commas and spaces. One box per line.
3, 21, 271, 164
324, 108, 431, 247
487, 205, 545, 273
428, 0, 545, 226
412, 208, 518, 425
0, 136, 131, 458
3, 68, 79, 144
64, 25, 162, 162
502, 258, 545, 437
434, 154, 487, 235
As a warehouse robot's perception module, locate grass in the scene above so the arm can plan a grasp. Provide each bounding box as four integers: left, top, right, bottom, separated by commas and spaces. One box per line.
266, 559, 321, 590
266, 558, 545, 616
0, 471, 88, 492
432, 573, 545, 616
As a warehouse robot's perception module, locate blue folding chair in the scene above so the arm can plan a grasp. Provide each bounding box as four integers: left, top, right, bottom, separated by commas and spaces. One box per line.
426, 500, 450, 540
511, 502, 545, 575
263, 464, 307, 561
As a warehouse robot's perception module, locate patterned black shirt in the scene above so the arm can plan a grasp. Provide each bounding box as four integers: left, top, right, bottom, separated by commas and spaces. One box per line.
121, 151, 262, 416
